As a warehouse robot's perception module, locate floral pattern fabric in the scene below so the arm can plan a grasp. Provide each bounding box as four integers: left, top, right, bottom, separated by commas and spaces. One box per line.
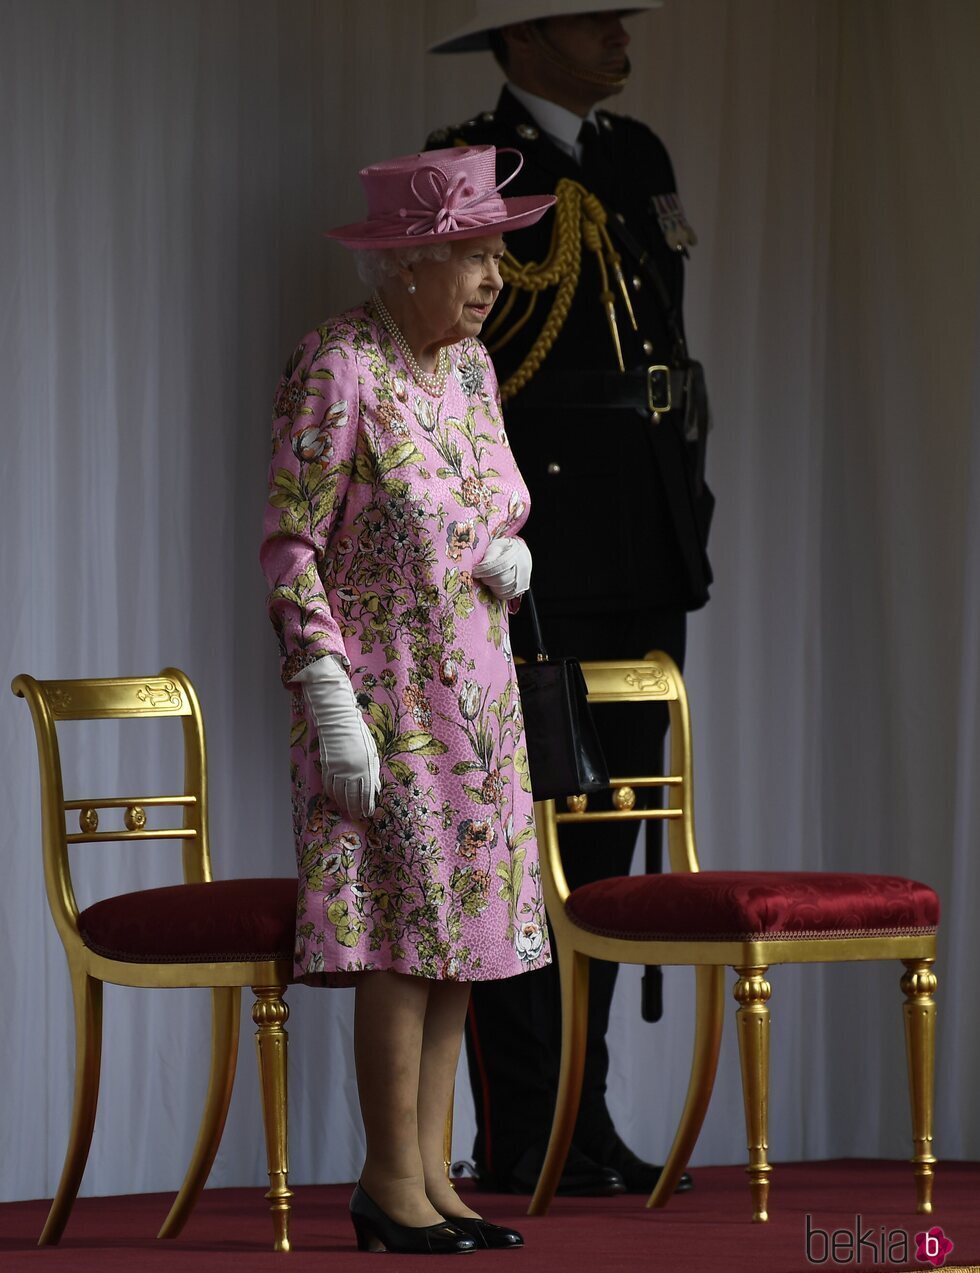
260, 305, 551, 984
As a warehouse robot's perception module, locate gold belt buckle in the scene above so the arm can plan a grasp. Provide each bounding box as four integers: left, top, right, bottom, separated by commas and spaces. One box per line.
646, 365, 672, 414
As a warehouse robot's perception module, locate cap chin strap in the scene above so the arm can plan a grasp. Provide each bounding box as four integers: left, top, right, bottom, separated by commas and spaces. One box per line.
528, 23, 631, 91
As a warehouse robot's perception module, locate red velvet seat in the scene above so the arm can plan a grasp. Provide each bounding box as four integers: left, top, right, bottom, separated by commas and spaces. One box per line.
527, 656, 940, 1226
566, 871, 939, 942
13, 669, 297, 1252
80, 878, 297, 964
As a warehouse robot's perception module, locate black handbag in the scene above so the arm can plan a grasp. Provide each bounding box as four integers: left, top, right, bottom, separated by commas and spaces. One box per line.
515, 591, 609, 801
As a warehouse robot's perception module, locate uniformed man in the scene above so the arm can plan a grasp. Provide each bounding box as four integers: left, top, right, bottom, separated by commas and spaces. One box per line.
426, 0, 713, 1197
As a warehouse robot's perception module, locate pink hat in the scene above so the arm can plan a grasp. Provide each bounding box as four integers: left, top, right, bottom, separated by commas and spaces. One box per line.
324, 146, 555, 250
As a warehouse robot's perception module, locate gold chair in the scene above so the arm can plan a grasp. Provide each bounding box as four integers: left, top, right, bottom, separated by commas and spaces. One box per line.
12, 668, 297, 1251
527, 654, 939, 1223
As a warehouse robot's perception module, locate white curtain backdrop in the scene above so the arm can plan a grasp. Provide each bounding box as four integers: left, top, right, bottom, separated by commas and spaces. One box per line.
2, 0, 978, 1202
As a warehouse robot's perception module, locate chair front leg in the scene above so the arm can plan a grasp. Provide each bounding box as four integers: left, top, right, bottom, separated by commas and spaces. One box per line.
901, 959, 937, 1214
647, 964, 725, 1209
159, 987, 241, 1238
252, 985, 292, 1253
528, 948, 590, 1216
39, 971, 103, 1246
734, 965, 771, 1223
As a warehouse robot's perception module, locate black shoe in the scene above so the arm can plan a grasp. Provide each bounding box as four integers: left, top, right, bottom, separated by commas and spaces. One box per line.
485, 1143, 626, 1196
596, 1137, 694, 1195
450, 1216, 524, 1249
349, 1183, 477, 1254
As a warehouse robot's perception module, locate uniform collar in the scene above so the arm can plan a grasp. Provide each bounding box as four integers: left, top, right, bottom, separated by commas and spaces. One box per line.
506, 82, 598, 162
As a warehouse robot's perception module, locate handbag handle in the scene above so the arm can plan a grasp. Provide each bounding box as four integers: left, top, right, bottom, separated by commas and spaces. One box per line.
523, 589, 549, 662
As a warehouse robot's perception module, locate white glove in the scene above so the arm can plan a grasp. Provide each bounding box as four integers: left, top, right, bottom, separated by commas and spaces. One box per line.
472, 536, 532, 600
295, 656, 380, 820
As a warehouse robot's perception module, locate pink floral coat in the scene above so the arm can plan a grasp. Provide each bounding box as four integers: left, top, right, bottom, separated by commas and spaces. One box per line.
260, 305, 551, 984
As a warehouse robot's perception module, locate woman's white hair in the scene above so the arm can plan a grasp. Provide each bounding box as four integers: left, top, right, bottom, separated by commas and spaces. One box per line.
353, 243, 452, 289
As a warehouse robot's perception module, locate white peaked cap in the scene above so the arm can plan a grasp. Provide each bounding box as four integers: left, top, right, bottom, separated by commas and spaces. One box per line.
428, 1, 662, 55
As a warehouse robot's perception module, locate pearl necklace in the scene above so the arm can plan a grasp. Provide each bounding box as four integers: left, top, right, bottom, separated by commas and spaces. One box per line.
372, 292, 449, 396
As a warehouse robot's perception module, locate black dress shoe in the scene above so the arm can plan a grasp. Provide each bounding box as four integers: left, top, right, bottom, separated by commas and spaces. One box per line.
596, 1138, 694, 1195
449, 1216, 524, 1249
491, 1143, 626, 1196
349, 1183, 476, 1254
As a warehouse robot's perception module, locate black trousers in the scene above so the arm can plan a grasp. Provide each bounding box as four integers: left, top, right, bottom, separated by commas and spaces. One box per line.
464, 608, 686, 1177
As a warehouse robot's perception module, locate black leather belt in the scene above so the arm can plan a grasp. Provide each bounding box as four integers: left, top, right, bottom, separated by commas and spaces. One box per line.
508, 365, 687, 414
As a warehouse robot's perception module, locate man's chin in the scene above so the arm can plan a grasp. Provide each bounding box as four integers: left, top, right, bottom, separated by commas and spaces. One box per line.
574, 55, 631, 96
605, 56, 631, 86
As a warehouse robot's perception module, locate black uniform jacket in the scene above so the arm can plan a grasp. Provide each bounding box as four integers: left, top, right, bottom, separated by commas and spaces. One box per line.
426, 86, 713, 621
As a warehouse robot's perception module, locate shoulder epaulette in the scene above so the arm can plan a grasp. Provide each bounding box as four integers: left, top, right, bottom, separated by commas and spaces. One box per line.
445, 113, 499, 143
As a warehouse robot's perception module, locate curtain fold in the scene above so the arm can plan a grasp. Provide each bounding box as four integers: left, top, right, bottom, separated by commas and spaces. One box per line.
1, 0, 977, 1200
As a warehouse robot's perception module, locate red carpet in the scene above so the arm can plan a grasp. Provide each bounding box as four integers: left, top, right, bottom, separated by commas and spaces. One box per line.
1, 1160, 978, 1272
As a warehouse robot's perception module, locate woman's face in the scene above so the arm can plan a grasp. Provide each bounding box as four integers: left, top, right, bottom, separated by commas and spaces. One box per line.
407, 234, 505, 347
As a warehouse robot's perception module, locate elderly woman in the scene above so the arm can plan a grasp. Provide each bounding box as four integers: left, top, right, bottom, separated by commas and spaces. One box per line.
260, 146, 555, 1254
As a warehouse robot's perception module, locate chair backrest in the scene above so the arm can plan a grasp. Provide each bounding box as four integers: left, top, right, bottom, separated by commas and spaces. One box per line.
535, 652, 701, 909
11, 668, 212, 953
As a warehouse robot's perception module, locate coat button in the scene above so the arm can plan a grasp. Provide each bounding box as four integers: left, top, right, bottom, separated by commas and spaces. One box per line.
642, 340, 654, 356
632, 274, 642, 291
546, 462, 561, 475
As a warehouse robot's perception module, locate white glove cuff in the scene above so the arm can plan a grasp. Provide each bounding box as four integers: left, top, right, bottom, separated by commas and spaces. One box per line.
294, 654, 349, 685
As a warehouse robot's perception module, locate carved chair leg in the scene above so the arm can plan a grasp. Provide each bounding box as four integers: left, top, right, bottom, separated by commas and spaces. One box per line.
39, 972, 103, 1246
901, 959, 937, 1214
647, 964, 725, 1209
734, 965, 772, 1223
159, 987, 241, 1238
528, 948, 590, 1217
252, 985, 292, 1253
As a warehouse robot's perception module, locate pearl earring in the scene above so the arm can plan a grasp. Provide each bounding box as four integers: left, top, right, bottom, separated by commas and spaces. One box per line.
407, 281, 417, 294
